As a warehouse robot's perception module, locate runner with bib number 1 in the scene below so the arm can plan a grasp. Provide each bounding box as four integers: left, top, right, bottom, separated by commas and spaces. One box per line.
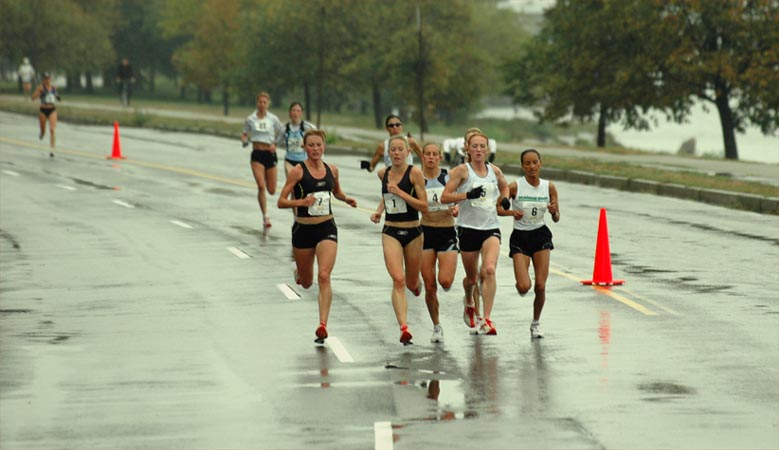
370, 135, 428, 345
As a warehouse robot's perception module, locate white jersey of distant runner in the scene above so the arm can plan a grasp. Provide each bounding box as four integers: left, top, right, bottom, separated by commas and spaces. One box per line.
383, 139, 414, 167
455, 163, 500, 230
18, 63, 35, 83
243, 110, 283, 145
512, 177, 550, 231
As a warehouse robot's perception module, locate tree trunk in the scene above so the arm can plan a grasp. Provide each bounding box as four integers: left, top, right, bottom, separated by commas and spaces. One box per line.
714, 87, 739, 160
85, 72, 93, 93
149, 67, 156, 93
67, 72, 82, 92
304, 80, 312, 121
596, 104, 607, 147
222, 87, 229, 116
372, 82, 382, 129
316, 4, 325, 128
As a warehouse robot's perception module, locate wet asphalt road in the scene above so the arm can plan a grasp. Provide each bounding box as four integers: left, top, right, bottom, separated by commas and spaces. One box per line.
1, 115, 778, 449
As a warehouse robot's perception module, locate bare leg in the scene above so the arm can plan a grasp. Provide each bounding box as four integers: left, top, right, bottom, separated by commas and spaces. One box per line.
531, 250, 551, 321
250, 161, 268, 220
315, 240, 338, 326
478, 237, 501, 320
421, 250, 439, 325
382, 234, 408, 328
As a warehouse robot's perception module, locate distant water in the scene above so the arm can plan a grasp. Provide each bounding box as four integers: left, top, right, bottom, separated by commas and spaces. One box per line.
477, 104, 778, 164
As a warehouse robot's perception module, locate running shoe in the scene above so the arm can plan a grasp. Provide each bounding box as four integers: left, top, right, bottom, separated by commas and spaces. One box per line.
430, 324, 444, 343
530, 323, 544, 339
49, 152, 54, 158
314, 323, 328, 344
478, 318, 497, 335
400, 325, 413, 346
263, 217, 272, 229
463, 296, 476, 328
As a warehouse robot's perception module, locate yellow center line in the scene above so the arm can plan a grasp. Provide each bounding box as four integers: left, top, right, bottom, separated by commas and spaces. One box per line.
3, 136, 670, 316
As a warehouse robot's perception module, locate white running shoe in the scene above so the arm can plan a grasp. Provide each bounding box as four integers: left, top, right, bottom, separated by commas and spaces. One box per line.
530, 323, 544, 339
430, 324, 444, 343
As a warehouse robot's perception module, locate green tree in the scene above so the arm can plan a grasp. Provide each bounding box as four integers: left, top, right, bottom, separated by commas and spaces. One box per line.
503, 1, 666, 147
657, 0, 779, 159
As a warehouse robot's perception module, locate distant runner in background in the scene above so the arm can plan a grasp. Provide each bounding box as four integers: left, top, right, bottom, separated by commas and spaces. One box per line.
276, 102, 316, 180
365, 115, 423, 172
18, 57, 35, 99
31, 72, 60, 158
241, 92, 284, 230
115, 58, 135, 107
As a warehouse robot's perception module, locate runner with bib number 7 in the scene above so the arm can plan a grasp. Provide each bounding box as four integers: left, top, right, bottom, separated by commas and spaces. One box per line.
277, 129, 357, 345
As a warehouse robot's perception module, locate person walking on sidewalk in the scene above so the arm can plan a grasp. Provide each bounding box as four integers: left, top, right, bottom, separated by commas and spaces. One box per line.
366, 115, 423, 172
241, 92, 283, 230
31, 72, 60, 158
370, 135, 428, 345
278, 129, 357, 344
115, 58, 135, 107
501, 149, 560, 339
420, 142, 459, 344
441, 131, 511, 335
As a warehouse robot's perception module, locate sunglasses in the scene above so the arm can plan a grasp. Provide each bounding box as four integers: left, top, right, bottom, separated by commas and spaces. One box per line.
387, 123, 402, 128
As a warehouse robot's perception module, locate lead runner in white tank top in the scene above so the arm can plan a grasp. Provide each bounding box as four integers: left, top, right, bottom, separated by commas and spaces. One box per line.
440, 132, 511, 336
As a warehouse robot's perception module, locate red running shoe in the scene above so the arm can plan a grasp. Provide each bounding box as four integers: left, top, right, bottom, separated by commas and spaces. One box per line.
314, 323, 328, 344
400, 325, 413, 346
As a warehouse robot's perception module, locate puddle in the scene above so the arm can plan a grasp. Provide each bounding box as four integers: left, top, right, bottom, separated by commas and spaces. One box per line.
0, 309, 33, 314
70, 177, 115, 190
638, 382, 695, 397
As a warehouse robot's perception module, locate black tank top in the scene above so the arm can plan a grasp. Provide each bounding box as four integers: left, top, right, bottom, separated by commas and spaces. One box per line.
295, 162, 334, 218
382, 165, 419, 222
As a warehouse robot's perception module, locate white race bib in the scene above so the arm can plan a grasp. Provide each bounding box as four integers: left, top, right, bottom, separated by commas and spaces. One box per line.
308, 191, 331, 216
518, 201, 546, 225
469, 183, 496, 210
383, 193, 408, 214
287, 137, 304, 155
427, 187, 448, 212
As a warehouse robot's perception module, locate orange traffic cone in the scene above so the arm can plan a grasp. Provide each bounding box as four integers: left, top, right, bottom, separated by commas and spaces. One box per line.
581, 208, 624, 286
108, 121, 126, 160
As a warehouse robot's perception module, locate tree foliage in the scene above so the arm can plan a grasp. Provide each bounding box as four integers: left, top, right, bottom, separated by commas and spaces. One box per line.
504, 0, 778, 159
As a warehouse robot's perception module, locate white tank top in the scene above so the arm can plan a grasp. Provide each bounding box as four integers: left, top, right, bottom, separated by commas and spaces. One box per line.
383, 139, 415, 167
512, 177, 550, 231
455, 163, 500, 230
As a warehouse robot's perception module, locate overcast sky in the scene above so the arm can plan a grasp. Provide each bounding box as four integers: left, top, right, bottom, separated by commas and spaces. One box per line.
499, 0, 555, 14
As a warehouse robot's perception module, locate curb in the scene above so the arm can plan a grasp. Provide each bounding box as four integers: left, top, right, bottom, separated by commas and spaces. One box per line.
324, 146, 777, 215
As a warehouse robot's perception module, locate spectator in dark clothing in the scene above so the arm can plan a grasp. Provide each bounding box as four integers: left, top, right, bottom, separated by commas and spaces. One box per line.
116, 58, 135, 106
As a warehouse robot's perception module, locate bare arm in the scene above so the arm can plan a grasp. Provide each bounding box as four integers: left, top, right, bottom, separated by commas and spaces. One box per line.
277, 165, 313, 209
440, 165, 468, 204
31, 85, 42, 100
331, 165, 357, 208
368, 143, 384, 172
548, 182, 560, 222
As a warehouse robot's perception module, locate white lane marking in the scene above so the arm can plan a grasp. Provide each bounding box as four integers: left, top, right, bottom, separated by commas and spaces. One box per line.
2, 170, 20, 176
56, 184, 76, 191
374, 421, 393, 450
227, 247, 250, 259
276, 283, 301, 300
326, 337, 354, 363
170, 220, 193, 229
112, 199, 134, 208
